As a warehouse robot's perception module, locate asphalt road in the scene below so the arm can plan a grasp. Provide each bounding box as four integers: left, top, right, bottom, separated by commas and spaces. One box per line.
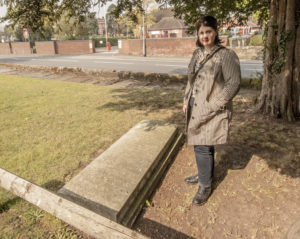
0, 51, 263, 78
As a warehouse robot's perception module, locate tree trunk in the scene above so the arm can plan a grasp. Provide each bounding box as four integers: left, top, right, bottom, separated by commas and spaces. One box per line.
253, 0, 300, 121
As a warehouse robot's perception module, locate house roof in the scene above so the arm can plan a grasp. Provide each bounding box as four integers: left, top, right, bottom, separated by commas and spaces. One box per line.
246, 20, 260, 27
149, 17, 186, 30
221, 19, 260, 28
152, 8, 174, 22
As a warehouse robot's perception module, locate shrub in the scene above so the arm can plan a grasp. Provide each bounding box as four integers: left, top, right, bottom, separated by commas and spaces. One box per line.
91, 36, 137, 47
249, 34, 263, 46
91, 37, 119, 47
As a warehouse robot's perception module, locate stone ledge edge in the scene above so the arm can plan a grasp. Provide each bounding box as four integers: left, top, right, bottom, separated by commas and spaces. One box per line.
0, 63, 261, 89
0, 63, 187, 85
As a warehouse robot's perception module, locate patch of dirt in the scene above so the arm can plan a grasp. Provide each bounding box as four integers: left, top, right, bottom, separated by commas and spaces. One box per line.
134, 89, 300, 239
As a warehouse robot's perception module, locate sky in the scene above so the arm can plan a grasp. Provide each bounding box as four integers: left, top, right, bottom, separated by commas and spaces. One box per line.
92, 0, 117, 18
0, 1, 117, 31
0, 5, 6, 31
0, 5, 6, 17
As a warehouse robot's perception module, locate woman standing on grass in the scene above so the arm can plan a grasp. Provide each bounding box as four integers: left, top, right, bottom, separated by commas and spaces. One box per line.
183, 16, 241, 205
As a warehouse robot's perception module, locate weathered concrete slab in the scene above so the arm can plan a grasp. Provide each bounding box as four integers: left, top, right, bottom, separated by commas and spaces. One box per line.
58, 120, 183, 227
0, 167, 149, 239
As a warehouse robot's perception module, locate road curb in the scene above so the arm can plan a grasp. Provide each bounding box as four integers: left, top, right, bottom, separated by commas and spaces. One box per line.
0, 63, 188, 85
0, 63, 261, 89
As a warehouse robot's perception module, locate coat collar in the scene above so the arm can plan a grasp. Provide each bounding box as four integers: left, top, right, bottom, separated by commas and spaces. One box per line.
201, 44, 224, 57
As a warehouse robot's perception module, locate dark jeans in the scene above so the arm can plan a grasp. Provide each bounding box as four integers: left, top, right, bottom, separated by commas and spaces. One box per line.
189, 97, 215, 187
194, 145, 215, 187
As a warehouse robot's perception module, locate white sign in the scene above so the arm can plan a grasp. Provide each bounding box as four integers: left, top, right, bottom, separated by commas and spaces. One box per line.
171, 30, 179, 33
151, 31, 160, 35
118, 40, 122, 49
22, 28, 29, 39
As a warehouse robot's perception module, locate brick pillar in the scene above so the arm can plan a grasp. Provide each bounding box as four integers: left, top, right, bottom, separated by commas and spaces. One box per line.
89, 40, 95, 53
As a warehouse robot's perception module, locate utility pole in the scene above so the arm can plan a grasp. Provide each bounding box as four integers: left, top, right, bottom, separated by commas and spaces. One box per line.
127, 18, 129, 39
142, 1, 146, 57
104, 7, 108, 50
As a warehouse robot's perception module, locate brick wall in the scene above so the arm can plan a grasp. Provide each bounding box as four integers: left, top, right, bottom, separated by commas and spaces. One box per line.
0, 43, 12, 55
11, 42, 32, 55
118, 37, 262, 60
35, 41, 56, 54
55, 40, 95, 54
119, 38, 197, 56
119, 39, 143, 55
147, 38, 197, 55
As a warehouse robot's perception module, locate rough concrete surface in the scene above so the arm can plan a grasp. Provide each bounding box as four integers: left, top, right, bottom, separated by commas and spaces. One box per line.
58, 120, 180, 226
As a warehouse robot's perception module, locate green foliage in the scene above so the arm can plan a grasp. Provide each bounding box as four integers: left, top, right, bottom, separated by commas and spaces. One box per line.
220, 30, 232, 38
108, 0, 270, 36
109, 0, 144, 24
154, 0, 269, 33
3, 24, 53, 42
113, 0, 157, 38
106, 4, 120, 36
91, 36, 136, 47
240, 76, 262, 90
91, 37, 119, 47
249, 34, 263, 46
85, 12, 98, 36
49, 226, 79, 239
269, 30, 293, 78
1, 0, 269, 39
25, 209, 44, 225
0, 0, 107, 37
1, 0, 54, 33
55, 12, 97, 40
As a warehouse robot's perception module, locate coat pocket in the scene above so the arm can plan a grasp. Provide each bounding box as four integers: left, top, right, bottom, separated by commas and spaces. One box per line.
209, 110, 229, 140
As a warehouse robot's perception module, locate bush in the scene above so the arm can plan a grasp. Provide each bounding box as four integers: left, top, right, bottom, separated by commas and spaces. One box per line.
59, 36, 138, 47
249, 34, 263, 46
241, 76, 262, 90
220, 30, 232, 38
91, 37, 119, 47
91, 36, 137, 47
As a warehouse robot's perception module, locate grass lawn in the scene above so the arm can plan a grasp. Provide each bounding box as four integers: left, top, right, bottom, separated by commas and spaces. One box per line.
0, 74, 184, 238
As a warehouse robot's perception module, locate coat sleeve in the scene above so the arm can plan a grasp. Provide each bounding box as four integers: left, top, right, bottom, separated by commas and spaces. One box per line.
183, 49, 199, 106
208, 49, 241, 112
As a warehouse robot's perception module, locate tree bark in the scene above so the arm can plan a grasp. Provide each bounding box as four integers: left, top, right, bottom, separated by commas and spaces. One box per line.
254, 0, 277, 114
282, 0, 296, 121
292, 3, 300, 117
253, 0, 299, 121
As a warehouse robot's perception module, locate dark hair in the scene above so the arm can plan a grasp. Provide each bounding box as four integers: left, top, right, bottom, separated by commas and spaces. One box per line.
196, 16, 222, 48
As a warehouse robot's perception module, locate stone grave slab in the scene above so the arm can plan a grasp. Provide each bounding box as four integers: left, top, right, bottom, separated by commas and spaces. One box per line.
58, 120, 183, 227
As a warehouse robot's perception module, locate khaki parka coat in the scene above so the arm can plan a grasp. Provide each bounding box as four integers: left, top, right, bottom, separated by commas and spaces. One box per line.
184, 45, 241, 145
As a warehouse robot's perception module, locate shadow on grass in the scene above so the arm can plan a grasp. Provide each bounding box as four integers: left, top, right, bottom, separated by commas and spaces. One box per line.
134, 217, 195, 239
0, 179, 65, 214
0, 197, 21, 214
97, 88, 186, 132
43, 179, 65, 192
97, 88, 183, 113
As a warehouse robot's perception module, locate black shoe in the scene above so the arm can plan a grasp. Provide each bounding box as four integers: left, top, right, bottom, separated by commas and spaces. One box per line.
192, 186, 212, 205
184, 175, 199, 184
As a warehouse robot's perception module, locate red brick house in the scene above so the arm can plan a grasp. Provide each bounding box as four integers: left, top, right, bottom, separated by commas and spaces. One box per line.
147, 17, 190, 38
